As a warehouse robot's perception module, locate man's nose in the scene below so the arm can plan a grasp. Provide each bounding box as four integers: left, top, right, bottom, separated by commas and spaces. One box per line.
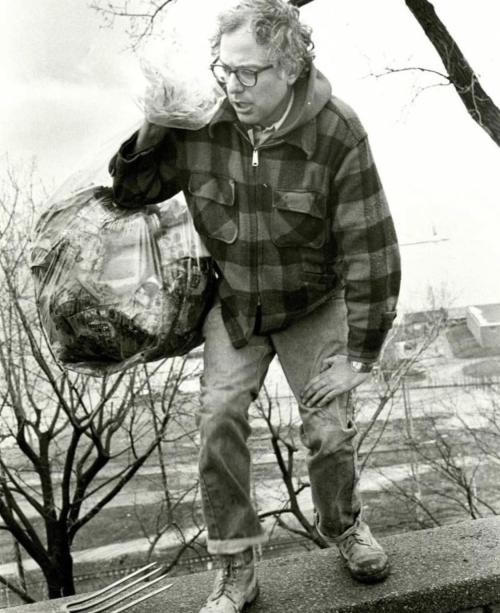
226, 72, 244, 94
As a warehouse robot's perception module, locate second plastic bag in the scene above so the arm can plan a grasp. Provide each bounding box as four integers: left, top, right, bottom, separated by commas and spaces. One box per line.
30, 186, 215, 375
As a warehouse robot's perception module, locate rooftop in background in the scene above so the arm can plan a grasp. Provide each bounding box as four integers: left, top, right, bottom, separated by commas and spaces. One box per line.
467, 302, 500, 350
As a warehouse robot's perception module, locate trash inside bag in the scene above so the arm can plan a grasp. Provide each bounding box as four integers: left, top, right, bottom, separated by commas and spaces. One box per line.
141, 58, 224, 130
30, 186, 215, 376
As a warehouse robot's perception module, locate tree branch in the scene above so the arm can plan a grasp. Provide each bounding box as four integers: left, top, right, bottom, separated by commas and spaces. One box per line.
405, 0, 500, 146
0, 574, 35, 604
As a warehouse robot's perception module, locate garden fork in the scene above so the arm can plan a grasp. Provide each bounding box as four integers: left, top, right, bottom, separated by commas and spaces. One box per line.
65, 562, 173, 612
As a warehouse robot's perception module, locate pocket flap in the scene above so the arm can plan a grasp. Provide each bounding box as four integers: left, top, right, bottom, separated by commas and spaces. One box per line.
188, 173, 235, 207
274, 190, 326, 219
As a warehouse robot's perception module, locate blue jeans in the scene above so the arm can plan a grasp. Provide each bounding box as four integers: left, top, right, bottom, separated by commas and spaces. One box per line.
198, 293, 362, 554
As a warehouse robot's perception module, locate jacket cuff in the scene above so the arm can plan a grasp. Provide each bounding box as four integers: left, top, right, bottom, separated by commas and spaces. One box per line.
346, 351, 379, 365
120, 131, 157, 161
108, 131, 158, 178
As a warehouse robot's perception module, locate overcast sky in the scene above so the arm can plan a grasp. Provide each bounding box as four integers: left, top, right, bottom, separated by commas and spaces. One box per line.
2, 0, 500, 312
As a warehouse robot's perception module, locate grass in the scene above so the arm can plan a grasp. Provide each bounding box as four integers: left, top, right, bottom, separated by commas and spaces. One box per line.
366, 460, 500, 532
462, 358, 500, 378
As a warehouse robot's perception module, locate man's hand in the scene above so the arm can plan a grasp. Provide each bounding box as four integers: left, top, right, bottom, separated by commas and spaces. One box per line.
301, 354, 371, 407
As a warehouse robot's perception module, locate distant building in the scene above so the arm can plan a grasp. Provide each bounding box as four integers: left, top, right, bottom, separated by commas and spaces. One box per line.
466, 303, 500, 348
402, 308, 447, 326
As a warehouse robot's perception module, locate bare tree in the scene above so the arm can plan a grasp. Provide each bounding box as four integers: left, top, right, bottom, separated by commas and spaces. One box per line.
403, 0, 500, 147
90, 0, 177, 50
131, 385, 207, 569
253, 388, 327, 549
376, 385, 500, 529
298, 0, 500, 146
358, 308, 447, 470
0, 168, 201, 602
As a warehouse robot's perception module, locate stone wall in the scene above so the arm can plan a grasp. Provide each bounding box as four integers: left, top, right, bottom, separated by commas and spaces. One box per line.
3, 517, 500, 613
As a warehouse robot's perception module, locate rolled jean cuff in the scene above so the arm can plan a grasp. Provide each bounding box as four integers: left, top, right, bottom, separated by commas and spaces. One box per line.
207, 532, 269, 555
315, 509, 363, 543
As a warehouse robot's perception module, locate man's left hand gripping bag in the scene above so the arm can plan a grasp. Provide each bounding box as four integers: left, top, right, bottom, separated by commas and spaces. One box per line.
30, 185, 215, 376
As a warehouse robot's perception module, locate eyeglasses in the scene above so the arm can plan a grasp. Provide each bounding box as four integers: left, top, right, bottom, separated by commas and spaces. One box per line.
210, 61, 274, 88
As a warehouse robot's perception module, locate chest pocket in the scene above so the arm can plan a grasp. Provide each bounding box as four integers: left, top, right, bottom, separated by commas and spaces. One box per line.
188, 173, 237, 244
271, 189, 327, 249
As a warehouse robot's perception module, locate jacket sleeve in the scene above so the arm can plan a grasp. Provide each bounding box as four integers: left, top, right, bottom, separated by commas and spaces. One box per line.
108, 129, 183, 208
332, 135, 401, 363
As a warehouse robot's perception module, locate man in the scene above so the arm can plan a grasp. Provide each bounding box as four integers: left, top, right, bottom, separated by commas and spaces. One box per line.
110, 1, 401, 611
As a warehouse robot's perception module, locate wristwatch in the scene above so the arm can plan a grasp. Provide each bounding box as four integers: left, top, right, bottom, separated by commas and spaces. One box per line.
349, 360, 373, 374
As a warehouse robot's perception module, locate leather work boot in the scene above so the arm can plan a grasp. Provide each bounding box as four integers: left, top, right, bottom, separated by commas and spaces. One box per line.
336, 521, 390, 583
316, 517, 390, 583
199, 548, 259, 612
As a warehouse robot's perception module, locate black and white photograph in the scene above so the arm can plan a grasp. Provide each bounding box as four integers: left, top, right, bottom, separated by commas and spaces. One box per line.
1, 1, 500, 611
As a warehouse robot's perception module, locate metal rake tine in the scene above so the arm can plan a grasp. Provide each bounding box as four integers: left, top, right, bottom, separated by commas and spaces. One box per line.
109, 581, 173, 613
67, 563, 159, 611
84, 574, 172, 613
67, 565, 163, 612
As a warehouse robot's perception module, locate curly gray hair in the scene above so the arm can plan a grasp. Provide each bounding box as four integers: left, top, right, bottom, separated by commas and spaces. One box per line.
211, 0, 315, 79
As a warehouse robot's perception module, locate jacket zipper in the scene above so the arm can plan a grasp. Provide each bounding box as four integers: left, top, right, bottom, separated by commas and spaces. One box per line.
249, 140, 283, 307
250, 139, 262, 307
253, 156, 261, 308
236, 126, 283, 311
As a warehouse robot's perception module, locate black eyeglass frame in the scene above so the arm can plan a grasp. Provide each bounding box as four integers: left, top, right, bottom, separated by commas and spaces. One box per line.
210, 60, 275, 88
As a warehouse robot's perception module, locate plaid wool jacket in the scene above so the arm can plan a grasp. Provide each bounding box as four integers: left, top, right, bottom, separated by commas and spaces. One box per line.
110, 67, 401, 362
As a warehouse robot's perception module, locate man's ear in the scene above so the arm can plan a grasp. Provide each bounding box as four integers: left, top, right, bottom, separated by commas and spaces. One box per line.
286, 68, 300, 86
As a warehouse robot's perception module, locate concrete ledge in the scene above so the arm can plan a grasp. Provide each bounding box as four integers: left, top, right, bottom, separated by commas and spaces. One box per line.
3, 517, 500, 613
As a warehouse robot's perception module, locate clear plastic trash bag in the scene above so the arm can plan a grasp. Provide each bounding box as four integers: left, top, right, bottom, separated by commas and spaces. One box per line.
141, 58, 225, 131
30, 185, 215, 376
137, 18, 225, 131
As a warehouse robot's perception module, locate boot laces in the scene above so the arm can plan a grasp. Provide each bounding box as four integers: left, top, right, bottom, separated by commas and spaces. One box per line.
343, 531, 372, 555
212, 558, 241, 604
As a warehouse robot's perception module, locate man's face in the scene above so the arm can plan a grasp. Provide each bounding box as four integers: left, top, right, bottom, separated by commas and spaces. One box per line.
218, 25, 298, 127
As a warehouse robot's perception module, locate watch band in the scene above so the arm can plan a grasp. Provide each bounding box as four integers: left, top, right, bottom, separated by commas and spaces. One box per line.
349, 360, 373, 374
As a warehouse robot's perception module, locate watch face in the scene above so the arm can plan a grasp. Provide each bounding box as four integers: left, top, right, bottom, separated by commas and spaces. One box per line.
351, 360, 371, 373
